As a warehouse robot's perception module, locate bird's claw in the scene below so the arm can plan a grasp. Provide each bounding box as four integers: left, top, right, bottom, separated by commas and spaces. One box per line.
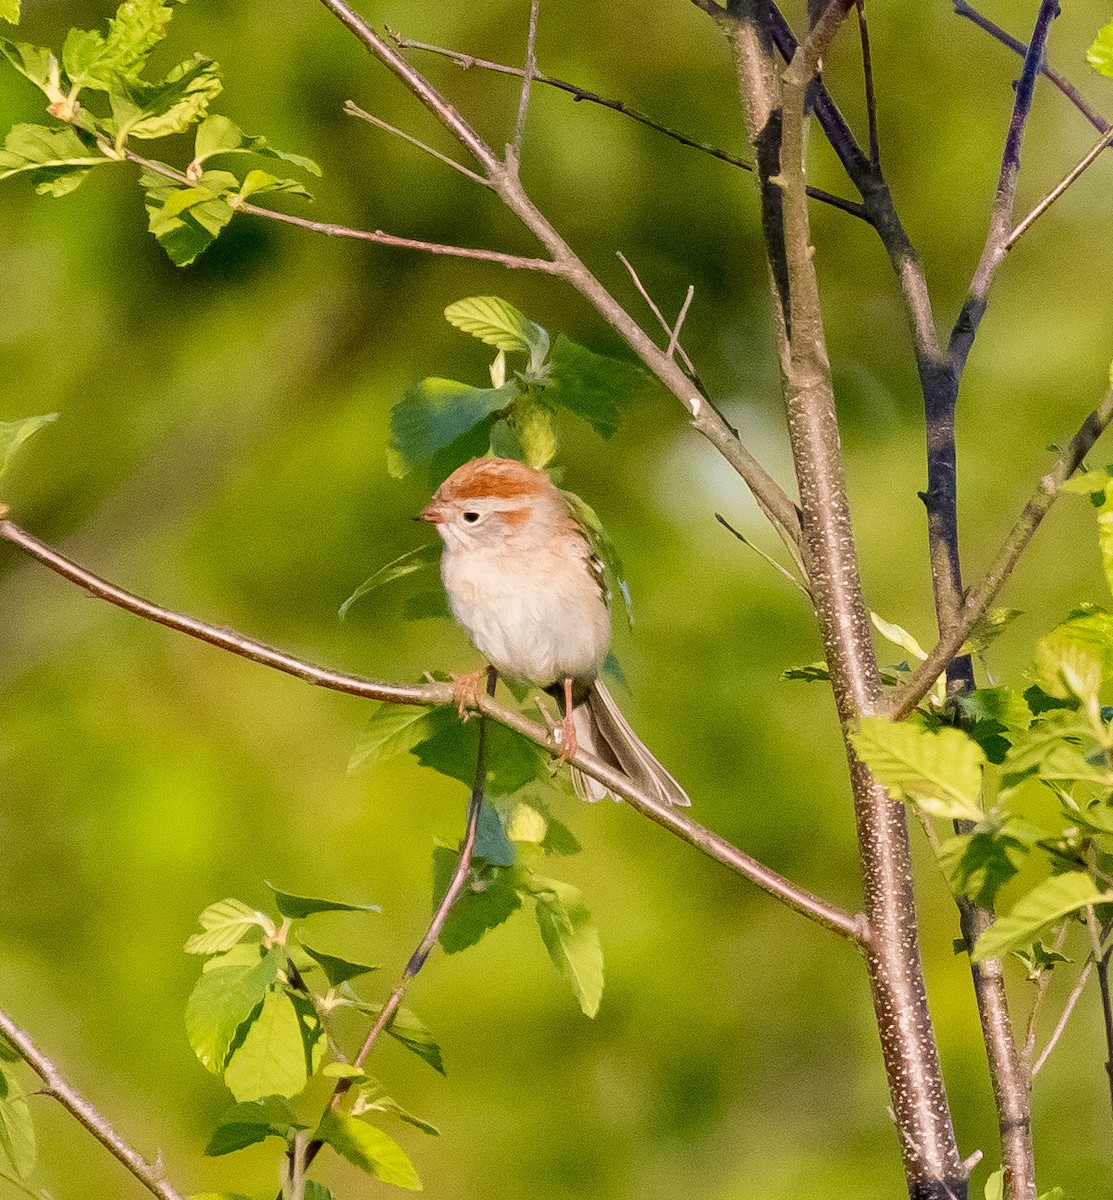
450, 668, 487, 720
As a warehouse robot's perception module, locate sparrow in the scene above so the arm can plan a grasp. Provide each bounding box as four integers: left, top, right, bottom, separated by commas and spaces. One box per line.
421, 456, 690, 808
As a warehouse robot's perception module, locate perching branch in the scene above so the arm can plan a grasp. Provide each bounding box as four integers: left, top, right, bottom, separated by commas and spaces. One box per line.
0, 512, 863, 943
511, 0, 540, 159
0, 1008, 186, 1200
891, 384, 1113, 719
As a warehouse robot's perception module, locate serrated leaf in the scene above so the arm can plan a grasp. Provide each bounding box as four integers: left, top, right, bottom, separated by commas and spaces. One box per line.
63, 0, 176, 92
972, 871, 1113, 961
959, 608, 1023, 655
850, 716, 986, 821
204, 1097, 299, 1156
432, 846, 521, 954
546, 334, 661, 437
185, 948, 279, 1073
1088, 18, 1113, 78
1035, 610, 1113, 702
0, 1089, 35, 1179
185, 898, 272, 954
388, 378, 517, 479
191, 114, 320, 175
267, 885, 379, 920
0, 412, 57, 480
524, 874, 604, 1018
111, 55, 222, 141
956, 687, 1032, 735
444, 296, 546, 357
316, 1111, 421, 1190
223, 989, 323, 1102
140, 167, 234, 265
0, 125, 106, 194
298, 942, 380, 987
412, 708, 549, 794
339, 543, 441, 618
0, 1, 20, 24
1002, 711, 1113, 789
937, 823, 1032, 908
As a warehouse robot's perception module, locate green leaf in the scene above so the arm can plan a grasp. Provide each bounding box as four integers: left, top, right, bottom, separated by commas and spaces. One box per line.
1035, 609, 1113, 703
973, 871, 1113, 961
1001, 711, 1113, 789
355, 1006, 444, 1076
191, 115, 320, 175
185, 898, 272, 954
475, 799, 515, 867
62, 0, 176, 92
185, 948, 279, 1073
525, 874, 604, 1018
0, 1, 20, 24
223, 989, 324, 1102
0, 124, 106, 195
411, 708, 549, 794
204, 1097, 299, 1156
984, 1169, 1004, 1200
547, 334, 662, 437
235, 168, 313, 201
339, 543, 441, 618
870, 612, 928, 661
781, 662, 830, 683
352, 1080, 440, 1136
387, 378, 517, 478
432, 846, 522, 954
304, 1184, 337, 1200
140, 167, 235, 266
0, 1085, 34, 1179
850, 716, 986, 822
267, 884, 380, 920
957, 687, 1032, 735
937, 820, 1035, 907
298, 942, 380, 987
0, 412, 57, 480
0, 41, 57, 95
349, 703, 436, 771
1088, 18, 1113, 78
444, 296, 548, 359
316, 1111, 421, 1190
110, 55, 221, 141
1012, 940, 1071, 978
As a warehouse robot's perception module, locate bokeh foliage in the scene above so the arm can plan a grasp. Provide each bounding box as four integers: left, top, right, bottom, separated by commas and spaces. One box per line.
3, 0, 1113, 1196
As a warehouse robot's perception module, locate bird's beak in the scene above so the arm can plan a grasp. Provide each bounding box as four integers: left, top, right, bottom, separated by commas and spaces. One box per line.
419, 503, 447, 524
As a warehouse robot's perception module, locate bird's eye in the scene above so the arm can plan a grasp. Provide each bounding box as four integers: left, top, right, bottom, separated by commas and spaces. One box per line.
462, 511, 481, 524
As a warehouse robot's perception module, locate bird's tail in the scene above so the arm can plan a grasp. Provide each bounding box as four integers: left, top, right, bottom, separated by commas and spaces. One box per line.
569, 679, 691, 808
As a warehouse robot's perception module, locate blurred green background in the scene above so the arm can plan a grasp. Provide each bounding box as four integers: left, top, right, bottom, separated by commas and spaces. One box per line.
2, 1, 1113, 1196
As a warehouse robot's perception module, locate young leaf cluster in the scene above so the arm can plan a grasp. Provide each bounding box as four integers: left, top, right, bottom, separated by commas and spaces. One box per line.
353, 703, 604, 1017
0, 1038, 35, 1186
0, 0, 318, 264
183, 888, 437, 1194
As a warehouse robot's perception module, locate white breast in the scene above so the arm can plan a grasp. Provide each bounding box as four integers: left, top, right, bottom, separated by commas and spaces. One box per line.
441, 538, 610, 686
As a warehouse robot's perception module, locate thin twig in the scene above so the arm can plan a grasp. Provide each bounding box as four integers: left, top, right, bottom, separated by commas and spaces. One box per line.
1006, 123, 1113, 250
615, 251, 698, 376
1021, 921, 1070, 1070
891, 386, 1113, 718
296, 675, 493, 1183
0, 513, 861, 941
856, 0, 880, 168
0, 1009, 186, 1200
343, 102, 490, 185
126, 149, 559, 273
1031, 957, 1094, 1079
392, 28, 868, 219
666, 285, 696, 363
714, 513, 810, 596
953, 0, 1110, 135
512, 0, 540, 159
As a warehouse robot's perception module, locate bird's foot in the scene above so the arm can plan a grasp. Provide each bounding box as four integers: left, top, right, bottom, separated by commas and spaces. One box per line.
450, 668, 488, 721
553, 712, 578, 765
